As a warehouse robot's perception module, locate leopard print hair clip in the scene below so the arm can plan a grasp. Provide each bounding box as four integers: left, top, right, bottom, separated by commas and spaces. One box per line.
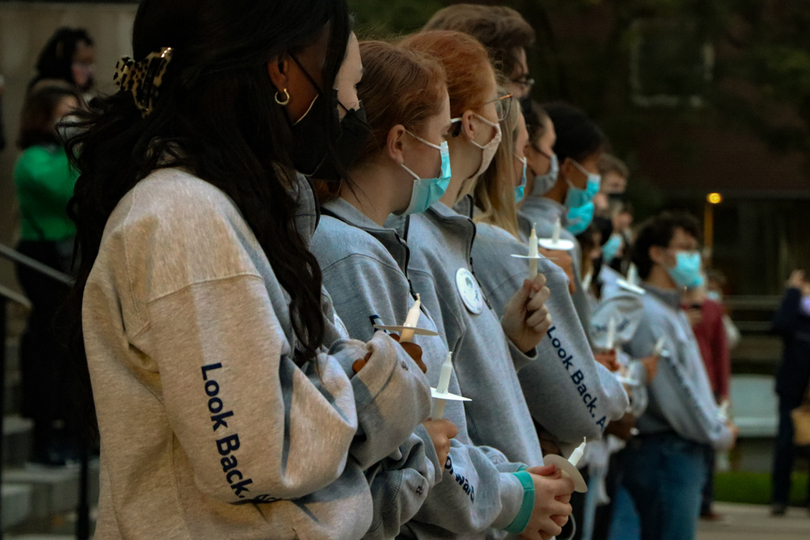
113, 47, 173, 118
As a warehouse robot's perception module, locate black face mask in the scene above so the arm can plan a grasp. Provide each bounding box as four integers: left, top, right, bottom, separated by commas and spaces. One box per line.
286, 56, 341, 176
608, 192, 627, 205
310, 101, 371, 181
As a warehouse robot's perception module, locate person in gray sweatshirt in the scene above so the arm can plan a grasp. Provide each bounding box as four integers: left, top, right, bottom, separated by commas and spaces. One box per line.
398, 31, 576, 539
618, 212, 737, 540
458, 96, 628, 448
519, 102, 609, 330
68, 4, 434, 538
311, 39, 573, 539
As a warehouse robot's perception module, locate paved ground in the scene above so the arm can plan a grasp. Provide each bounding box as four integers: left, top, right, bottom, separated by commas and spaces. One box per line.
698, 503, 810, 539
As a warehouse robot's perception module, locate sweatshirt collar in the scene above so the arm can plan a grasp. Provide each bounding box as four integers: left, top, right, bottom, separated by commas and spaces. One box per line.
521, 196, 568, 226
323, 197, 410, 274
642, 282, 682, 310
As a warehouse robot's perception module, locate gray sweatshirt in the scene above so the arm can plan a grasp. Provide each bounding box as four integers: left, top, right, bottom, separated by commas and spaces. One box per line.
468, 216, 629, 444
518, 196, 591, 330
311, 198, 528, 538
391, 202, 544, 468
84, 169, 431, 540
623, 284, 734, 451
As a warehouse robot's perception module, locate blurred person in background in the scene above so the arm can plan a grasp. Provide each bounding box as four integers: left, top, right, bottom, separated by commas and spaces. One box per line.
423, 3, 536, 99
770, 269, 810, 516
622, 211, 737, 540
14, 84, 82, 466
29, 27, 96, 99
594, 154, 628, 220
706, 268, 741, 351
520, 102, 608, 329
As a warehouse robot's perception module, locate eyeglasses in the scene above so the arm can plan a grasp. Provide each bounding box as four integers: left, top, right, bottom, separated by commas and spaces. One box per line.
482, 92, 513, 121
510, 75, 535, 91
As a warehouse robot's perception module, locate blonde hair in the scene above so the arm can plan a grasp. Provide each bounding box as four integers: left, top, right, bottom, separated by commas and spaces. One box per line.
461, 92, 522, 239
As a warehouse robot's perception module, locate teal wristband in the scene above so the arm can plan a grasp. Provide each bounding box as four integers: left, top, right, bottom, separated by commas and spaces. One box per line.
504, 470, 535, 534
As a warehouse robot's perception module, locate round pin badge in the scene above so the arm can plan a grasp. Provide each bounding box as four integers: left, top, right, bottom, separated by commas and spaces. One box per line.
456, 268, 485, 314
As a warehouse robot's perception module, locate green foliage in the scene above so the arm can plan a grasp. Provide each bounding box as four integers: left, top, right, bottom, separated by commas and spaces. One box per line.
349, 0, 445, 39
714, 470, 808, 506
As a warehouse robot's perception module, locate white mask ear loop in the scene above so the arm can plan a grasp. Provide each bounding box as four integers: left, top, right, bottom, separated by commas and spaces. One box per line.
401, 130, 443, 180
469, 113, 501, 149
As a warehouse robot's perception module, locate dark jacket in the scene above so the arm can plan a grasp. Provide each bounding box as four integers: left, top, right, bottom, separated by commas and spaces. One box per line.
772, 288, 810, 404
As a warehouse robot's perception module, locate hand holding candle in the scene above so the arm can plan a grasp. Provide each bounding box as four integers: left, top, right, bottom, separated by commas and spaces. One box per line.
542, 438, 589, 492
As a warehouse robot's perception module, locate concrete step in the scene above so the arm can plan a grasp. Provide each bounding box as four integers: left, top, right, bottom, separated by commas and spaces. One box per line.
2, 415, 33, 468
4, 461, 99, 522
2, 484, 32, 532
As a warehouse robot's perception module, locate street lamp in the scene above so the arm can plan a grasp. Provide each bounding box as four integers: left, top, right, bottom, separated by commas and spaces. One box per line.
705, 193, 722, 259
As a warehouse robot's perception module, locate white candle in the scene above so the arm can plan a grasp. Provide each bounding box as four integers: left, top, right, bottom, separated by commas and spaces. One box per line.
606, 317, 617, 350
653, 336, 666, 357
552, 217, 562, 243
528, 224, 539, 280
432, 352, 453, 419
569, 438, 587, 467
627, 264, 639, 286
400, 294, 421, 343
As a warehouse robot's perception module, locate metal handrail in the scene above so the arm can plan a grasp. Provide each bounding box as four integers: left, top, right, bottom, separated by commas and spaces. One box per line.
0, 242, 87, 540
0, 243, 72, 286
0, 285, 31, 310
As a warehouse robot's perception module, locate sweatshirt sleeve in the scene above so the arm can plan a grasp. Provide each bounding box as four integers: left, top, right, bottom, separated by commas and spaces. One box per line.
628, 319, 733, 451
413, 440, 526, 534
145, 275, 359, 503
328, 333, 432, 470
363, 430, 436, 540
483, 260, 628, 444
317, 247, 529, 535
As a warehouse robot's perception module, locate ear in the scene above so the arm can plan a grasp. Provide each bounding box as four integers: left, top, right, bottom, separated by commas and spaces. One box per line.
267, 54, 290, 94
387, 124, 408, 165
649, 245, 667, 267
458, 110, 477, 142
560, 157, 576, 181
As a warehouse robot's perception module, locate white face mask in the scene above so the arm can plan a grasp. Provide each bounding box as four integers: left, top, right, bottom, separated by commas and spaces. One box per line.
453, 112, 502, 179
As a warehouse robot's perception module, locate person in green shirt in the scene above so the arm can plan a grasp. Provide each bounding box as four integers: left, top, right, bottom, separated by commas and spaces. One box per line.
14, 84, 81, 466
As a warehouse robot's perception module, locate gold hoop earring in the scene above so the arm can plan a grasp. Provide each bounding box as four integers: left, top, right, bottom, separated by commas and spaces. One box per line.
275, 88, 290, 106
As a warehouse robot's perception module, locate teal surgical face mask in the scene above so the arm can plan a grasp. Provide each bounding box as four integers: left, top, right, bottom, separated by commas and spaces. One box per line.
602, 233, 623, 262
531, 152, 558, 197
566, 201, 595, 235
514, 154, 527, 203
565, 159, 601, 208
397, 131, 452, 216
667, 251, 705, 289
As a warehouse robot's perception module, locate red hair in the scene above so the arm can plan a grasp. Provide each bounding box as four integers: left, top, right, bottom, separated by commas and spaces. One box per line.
354, 40, 447, 165
399, 30, 494, 119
